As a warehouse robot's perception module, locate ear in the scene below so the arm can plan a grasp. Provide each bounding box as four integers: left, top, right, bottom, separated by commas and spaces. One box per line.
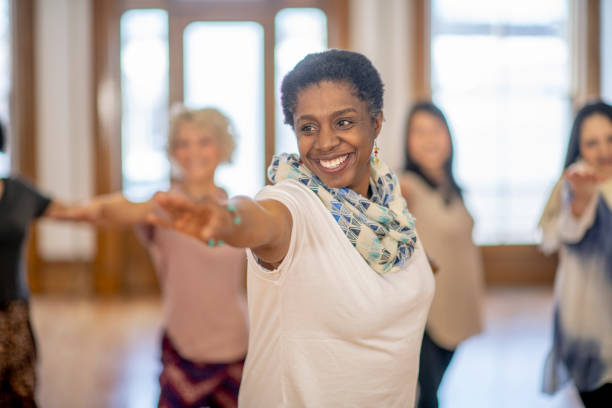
372, 112, 383, 138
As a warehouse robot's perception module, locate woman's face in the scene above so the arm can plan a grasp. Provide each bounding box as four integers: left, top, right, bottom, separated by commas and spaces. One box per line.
171, 122, 222, 182
579, 113, 612, 178
293, 80, 382, 197
406, 111, 451, 173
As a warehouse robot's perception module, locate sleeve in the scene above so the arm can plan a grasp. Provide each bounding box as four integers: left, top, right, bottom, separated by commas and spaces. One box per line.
245, 180, 304, 281
557, 181, 600, 244
14, 178, 52, 218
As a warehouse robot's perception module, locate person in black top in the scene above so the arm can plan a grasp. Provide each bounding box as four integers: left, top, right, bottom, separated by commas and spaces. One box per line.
0, 123, 87, 407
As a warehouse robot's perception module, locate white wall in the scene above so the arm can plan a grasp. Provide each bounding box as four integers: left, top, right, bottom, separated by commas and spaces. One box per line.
602, 0, 612, 102
36, 0, 95, 260
349, 0, 414, 172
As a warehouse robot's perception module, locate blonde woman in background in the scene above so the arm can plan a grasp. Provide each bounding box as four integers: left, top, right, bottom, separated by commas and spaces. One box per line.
84, 107, 248, 408
400, 102, 484, 408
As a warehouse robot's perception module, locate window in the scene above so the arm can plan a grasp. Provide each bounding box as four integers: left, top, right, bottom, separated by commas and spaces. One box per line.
274, 8, 327, 155
120, 9, 170, 202
0, 0, 10, 177
119, 5, 332, 200
431, 0, 570, 244
183, 21, 264, 198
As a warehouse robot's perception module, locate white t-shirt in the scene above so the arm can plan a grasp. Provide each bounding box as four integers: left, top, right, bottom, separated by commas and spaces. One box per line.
239, 179, 435, 408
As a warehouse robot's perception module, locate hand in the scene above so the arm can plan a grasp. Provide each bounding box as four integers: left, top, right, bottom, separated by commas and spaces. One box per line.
563, 163, 601, 199
148, 192, 237, 244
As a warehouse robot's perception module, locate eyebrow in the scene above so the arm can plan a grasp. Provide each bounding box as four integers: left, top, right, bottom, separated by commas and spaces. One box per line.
296, 108, 359, 123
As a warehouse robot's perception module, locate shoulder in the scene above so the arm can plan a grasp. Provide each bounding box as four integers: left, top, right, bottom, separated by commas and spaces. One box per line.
256, 179, 317, 205
6, 177, 50, 200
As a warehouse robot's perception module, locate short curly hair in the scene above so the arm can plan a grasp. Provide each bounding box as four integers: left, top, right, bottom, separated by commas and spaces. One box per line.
168, 105, 237, 163
280, 49, 384, 128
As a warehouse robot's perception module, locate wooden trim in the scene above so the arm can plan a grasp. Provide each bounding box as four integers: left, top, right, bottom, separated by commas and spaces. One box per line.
586, 0, 601, 98
92, 0, 124, 294
37, 261, 94, 295
481, 245, 557, 286
412, 0, 431, 100
570, 0, 601, 108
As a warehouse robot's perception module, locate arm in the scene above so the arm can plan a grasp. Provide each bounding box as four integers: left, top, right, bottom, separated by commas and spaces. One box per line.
564, 164, 600, 218
151, 192, 292, 266
44, 192, 154, 226
556, 164, 602, 243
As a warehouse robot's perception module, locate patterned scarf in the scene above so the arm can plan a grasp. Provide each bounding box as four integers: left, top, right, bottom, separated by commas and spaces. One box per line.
268, 153, 418, 274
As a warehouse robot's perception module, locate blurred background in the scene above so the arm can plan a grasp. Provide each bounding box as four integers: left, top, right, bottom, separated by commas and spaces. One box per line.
1, 0, 610, 406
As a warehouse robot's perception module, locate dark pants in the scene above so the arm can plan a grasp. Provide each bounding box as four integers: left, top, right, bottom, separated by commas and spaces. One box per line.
417, 330, 455, 408
579, 383, 612, 408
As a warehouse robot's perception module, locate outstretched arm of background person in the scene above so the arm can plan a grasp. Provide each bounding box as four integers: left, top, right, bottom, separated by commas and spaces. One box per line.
564, 162, 605, 218
150, 192, 292, 267
45, 192, 154, 226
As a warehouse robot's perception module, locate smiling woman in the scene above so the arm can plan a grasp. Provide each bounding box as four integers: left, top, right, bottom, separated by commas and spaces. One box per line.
153, 49, 435, 407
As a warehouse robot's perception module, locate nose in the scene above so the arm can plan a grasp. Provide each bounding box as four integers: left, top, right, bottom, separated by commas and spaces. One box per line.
315, 123, 340, 152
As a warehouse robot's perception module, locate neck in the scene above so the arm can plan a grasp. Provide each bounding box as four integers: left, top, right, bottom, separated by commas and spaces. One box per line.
421, 167, 447, 185
181, 177, 217, 199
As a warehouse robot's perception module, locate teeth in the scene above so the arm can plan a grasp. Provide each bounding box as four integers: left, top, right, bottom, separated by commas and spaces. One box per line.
320, 154, 349, 169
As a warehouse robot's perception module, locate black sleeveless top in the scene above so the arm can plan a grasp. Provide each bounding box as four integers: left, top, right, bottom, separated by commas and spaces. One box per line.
0, 178, 50, 306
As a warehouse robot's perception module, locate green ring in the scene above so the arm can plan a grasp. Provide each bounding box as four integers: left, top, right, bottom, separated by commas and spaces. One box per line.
233, 216, 242, 225
208, 239, 216, 247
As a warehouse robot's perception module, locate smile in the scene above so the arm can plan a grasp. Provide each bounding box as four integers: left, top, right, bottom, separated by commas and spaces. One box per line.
315, 153, 352, 173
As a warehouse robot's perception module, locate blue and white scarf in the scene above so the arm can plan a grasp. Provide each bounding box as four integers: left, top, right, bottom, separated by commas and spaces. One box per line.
268, 153, 418, 274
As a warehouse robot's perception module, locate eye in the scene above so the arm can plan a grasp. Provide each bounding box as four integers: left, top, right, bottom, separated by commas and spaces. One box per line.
336, 119, 354, 129
300, 124, 318, 135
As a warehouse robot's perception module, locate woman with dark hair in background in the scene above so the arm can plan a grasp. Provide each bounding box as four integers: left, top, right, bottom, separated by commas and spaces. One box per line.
400, 102, 484, 408
150, 49, 435, 407
539, 101, 612, 407
0, 123, 89, 407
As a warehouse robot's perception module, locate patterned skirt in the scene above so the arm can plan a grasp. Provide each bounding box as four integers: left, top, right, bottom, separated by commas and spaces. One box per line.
0, 300, 38, 408
158, 333, 244, 408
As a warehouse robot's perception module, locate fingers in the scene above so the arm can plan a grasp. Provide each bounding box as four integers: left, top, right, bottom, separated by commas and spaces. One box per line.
149, 192, 231, 243
154, 192, 197, 216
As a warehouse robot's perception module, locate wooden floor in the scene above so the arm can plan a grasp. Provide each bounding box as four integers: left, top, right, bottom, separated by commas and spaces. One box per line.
30, 287, 584, 408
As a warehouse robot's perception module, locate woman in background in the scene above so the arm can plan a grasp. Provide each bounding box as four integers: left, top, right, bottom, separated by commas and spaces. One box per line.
0, 123, 89, 407
539, 101, 612, 407
400, 102, 484, 408
85, 107, 248, 408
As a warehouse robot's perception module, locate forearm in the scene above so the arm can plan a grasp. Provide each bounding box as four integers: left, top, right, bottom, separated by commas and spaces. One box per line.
217, 196, 291, 263
96, 193, 152, 225
570, 190, 598, 218
153, 192, 292, 265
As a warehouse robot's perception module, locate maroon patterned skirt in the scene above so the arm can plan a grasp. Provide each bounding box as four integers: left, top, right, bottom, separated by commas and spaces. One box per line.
0, 300, 38, 408
158, 332, 245, 408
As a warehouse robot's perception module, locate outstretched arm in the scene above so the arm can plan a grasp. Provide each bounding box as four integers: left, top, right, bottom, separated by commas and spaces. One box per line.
45, 192, 154, 226
151, 192, 292, 266
564, 163, 603, 218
